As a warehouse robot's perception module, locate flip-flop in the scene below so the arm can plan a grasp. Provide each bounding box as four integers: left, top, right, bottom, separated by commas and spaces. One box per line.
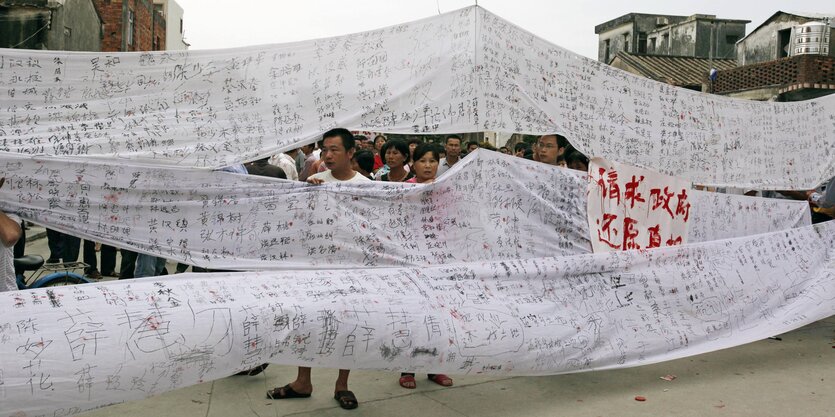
428, 374, 454, 387
266, 384, 311, 399
399, 374, 417, 389
334, 390, 359, 409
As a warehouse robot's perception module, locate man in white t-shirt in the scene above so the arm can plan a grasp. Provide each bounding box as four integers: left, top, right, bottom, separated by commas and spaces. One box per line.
268, 128, 365, 410
307, 128, 371, 185
435, 134, 462, 177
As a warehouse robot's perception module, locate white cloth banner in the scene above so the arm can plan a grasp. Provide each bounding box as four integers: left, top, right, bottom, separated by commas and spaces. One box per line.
0, 152, 811, 269
587, 157, 692, 251
1, 221, 833, 416
0, 6, 833, 188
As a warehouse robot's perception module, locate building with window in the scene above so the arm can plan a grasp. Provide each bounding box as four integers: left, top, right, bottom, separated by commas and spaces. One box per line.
0, 0, 101, 51
92, 0, 166, 52
595, 13, 749, 63
714, 12, 835, 101
153, 0, 188, 50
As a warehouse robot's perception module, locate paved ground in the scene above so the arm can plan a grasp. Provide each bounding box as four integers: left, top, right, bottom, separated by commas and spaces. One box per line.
19, 225, 835, 417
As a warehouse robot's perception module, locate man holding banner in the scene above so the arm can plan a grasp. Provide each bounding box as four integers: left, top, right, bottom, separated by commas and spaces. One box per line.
268, 128, 366, 410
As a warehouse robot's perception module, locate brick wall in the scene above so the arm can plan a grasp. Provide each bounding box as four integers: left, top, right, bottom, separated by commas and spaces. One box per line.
714, 54, 835, 94
93, 0, 166, 52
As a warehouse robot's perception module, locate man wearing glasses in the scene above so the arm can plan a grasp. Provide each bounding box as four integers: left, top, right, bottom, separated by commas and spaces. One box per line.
535, 134, 570, 166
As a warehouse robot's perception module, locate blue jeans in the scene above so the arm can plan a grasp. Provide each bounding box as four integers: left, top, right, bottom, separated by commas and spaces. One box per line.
134, 254, 166, 278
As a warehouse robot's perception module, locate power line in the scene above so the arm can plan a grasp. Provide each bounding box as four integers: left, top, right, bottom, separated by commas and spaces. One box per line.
9, 21, 51, 48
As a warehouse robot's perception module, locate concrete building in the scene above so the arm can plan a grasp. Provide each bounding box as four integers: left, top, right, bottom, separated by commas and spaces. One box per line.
715, 12, 835, 101
92, 0, 166, 52
0, 0, 102, 51
153, 0, 188, 50
736, 11, 834, 66
595, 13, 749, 63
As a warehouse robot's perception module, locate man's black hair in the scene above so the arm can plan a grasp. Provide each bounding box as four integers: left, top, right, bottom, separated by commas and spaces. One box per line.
555, 134, 570, 149
445, 134, 462, 144
322, 128, 356, 150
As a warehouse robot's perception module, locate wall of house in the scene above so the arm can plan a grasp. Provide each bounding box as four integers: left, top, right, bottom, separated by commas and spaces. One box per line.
45, 0, 101, 51
736, 14, 835, 66
647, 18, 746, 58
157, 0, 187, 50
598, 14, 692, 61
597, 22, 632, 62
0, 7, 52, 49
0, 1, 99, 50
94, 0, 165, 52
694, 20, 746, 59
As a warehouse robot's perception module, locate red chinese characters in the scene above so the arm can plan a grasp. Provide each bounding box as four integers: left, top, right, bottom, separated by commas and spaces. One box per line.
587, 159, 691, 253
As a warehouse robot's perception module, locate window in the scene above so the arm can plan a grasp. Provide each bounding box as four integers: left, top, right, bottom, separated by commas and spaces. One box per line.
726, 34, 740, 44
604, 39, 610, 62
662, 33, 669, 48
649, 37, 657, 52
126, 9, 135, 47
778, 28, 791, 58
180, 18, 184, 34
638, 32, 647, 53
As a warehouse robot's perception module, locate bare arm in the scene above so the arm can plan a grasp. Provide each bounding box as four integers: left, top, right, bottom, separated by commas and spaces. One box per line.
0, 212, 21, 247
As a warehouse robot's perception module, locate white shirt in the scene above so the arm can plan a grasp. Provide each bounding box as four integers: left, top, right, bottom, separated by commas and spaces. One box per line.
436, 157, 459, 177
1, 213, 21, 292
308, 170, 372, 183
269, 153, 299, 181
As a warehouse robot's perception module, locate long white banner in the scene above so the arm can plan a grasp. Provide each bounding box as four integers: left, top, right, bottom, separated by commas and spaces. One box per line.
1, 220, 833, 416
0, 7, 833, 188
0, 152, 810, 269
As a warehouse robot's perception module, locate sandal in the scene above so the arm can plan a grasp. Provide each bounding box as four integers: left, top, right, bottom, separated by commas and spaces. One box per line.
399, 374, 417, 389
334, 390, 359, 410
428, 374, 453, 387
266, 384, 311, 399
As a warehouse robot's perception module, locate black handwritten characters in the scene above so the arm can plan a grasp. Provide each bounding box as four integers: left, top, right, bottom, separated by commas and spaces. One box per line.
0, 6, 832, 188
0, 220, 833, 416
0, 152, 810, 271
0, 5, 832, 416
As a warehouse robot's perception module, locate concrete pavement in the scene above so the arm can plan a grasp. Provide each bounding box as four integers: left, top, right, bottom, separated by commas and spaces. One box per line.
20, 225, 835, 417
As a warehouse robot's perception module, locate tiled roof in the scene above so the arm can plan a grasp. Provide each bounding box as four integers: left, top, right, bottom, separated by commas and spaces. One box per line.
612, 52, 737, 87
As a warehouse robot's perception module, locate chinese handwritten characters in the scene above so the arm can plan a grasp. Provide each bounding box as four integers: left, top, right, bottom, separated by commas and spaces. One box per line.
588, 158, 691, 252
0, 220, 833, 417
0, 7, 832, 187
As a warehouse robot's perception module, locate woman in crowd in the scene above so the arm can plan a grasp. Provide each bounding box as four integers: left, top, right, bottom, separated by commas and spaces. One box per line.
377, 139, 414, 182
400, 147, 451, 389
406, 144, 440, 184
372, 134, 387, 172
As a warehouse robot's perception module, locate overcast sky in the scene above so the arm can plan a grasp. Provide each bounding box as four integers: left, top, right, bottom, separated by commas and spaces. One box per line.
174, 0, 834, 59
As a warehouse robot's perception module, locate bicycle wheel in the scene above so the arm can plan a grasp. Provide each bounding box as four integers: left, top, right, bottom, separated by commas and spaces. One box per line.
32, 273, 90, 288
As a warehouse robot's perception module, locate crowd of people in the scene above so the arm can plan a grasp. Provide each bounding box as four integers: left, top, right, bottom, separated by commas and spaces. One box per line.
0, 128, 833, 410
